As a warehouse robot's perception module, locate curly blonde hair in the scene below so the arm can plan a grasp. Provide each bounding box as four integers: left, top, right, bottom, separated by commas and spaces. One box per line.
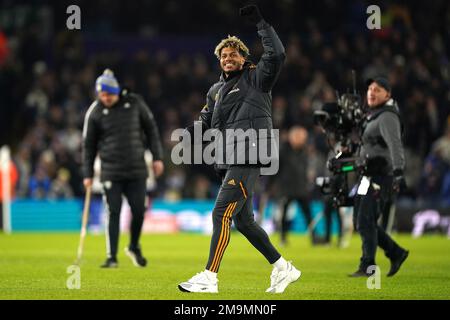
214, 35, 250, 60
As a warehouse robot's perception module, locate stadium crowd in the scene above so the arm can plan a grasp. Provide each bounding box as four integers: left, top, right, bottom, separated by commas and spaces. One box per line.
0, 0, 449, 206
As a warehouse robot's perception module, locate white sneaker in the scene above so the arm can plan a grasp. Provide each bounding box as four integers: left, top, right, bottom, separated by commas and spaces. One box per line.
178, 271, 218, 293
266, 262, 301, 293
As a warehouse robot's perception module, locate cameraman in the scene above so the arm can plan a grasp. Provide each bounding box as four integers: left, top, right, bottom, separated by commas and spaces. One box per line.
350, 77, 409, 277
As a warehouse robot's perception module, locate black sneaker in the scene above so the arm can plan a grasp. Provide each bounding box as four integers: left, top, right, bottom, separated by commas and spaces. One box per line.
125, 247, 147, 267
348, 268, 375, 278
348, 270, 371, 277
100, 257, 118, 268
387, 250, 409, 277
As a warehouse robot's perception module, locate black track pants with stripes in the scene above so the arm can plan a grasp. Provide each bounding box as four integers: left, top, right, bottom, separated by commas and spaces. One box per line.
206, 166, 281, 273
102, 178, 147, 259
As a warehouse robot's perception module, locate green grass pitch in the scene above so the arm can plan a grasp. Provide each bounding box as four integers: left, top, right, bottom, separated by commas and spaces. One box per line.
0, 232, 449, 300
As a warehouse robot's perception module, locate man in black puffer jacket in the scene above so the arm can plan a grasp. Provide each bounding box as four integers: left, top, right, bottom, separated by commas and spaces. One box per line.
82, 69, 164, 268
178, 5, 301, 294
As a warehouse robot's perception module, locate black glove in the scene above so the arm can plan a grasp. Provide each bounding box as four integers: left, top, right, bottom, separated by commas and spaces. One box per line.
392, 169, 406, 194
239, 5, 264, 24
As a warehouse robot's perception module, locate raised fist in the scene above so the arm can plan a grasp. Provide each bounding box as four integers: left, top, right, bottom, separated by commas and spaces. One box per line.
239, 5, 264, 24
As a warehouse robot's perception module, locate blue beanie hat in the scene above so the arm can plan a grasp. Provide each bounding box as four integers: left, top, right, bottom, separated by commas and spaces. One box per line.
95, 69, 120, 95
